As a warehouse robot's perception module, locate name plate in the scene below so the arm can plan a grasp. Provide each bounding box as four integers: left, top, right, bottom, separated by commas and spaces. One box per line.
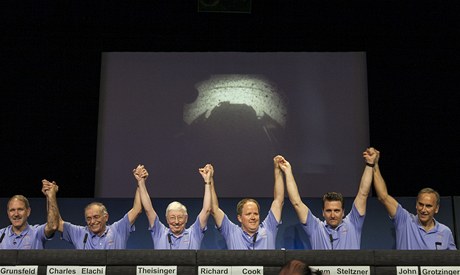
420, 266, 460, 274
136, 266, 177, 275
310, 266, 370, 275
199, 266, 231, 275
198, 266, 263, 275
397, 266, 419, 274
47, 266, 106, 275
0, 266, 38, 274
231, 266, 263, 275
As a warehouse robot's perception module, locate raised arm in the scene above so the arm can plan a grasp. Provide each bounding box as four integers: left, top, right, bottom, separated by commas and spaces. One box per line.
42, 179, 61, 237
278, 156, 309, 224
271, 155, 285, 222
209, 165, 225, 228
198, 164, 213, 229
133, 165, 156, 226
353, 148, 377, 215
127, 187, 142, 225
372, 149, 399, 218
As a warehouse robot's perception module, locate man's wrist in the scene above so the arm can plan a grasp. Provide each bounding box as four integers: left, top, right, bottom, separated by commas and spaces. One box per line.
366, 162, 375, 167
204, 181, 211, 185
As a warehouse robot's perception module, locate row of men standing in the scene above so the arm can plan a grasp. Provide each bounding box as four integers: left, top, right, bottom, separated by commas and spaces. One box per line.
0, 148, 457, 250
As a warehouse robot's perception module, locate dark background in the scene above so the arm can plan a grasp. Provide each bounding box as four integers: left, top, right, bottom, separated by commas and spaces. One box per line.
2, 1, 459, 198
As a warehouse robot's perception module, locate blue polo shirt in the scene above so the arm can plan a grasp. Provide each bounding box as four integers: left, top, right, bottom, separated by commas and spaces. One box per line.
0, 224, 50, 249
149, 216, 206, 249
303, 204, 364, 250
62, 213, 134, 249
218, 210, 280, 250
393, 204, 457, 250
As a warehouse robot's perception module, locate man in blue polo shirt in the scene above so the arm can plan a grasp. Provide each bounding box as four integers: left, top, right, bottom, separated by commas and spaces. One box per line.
372, 149, 457, 250
210, 155, 285, 250
134, 164, 211, 249
284, 148, 377, 250
50, 174, 143, 249
0, 180, 59, 249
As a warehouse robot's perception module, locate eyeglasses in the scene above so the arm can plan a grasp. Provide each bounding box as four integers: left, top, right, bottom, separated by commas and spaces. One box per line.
168, 215, 186, 223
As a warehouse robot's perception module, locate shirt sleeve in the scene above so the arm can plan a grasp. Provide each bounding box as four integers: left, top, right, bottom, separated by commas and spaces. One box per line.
392, 204, 410, 228
217, 214, 237, 236
190, 216, 206, 244
149, 216, 167, 239
303, 209, 321, 236
62, 222, 86, 245
35, 224, 53, 242
347, 204, 365, 231
447, 229, 458, 250
261, 210, 280, 232
111, 213, 135, 237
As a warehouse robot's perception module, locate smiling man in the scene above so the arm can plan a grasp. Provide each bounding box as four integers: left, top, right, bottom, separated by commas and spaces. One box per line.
51, 176, 142, 249
285, 148, 376, 250
210, 156, 285, 250
372, 149, 457, 250
134, 164, 212, 249
0, 180, 59, 249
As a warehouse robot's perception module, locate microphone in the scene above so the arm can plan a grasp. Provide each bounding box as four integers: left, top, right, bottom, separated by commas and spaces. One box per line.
83, 233, 88, 249
435, 242, 442, 250
0, 231, 5, 243
167, 233, 172, 250
329, 234, 334, 250
252, 232, 258, 250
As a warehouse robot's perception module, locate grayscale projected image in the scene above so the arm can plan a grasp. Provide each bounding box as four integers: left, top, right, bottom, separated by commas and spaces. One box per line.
96, 52, 369, 198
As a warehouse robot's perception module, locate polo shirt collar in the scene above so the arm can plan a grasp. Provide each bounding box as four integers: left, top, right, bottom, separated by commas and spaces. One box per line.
324, 221, 344, 231
88, 226, 109, 237
8, 223, 31, 237
415, 216, 439, 233
169, 229, 189, 239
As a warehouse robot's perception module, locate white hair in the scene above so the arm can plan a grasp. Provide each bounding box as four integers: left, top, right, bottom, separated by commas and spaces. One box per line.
165, 201, 188, 216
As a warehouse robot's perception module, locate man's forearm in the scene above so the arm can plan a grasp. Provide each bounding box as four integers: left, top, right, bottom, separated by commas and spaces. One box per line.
46, 194, 60, 235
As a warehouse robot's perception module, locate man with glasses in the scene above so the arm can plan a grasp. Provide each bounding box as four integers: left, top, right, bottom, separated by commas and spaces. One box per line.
50, 174, 142, 249
135, 164, 212, 249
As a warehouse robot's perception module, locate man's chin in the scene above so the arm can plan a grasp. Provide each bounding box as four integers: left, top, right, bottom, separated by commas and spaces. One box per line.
172, 226, 184, 232
248, 227, 259, 233
90, 228, 101, 234
419, 217, 430, 222
12, 221, 24, 227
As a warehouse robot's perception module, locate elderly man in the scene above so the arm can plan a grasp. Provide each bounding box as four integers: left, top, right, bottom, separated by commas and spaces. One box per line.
372, 149, 457, 250
134, 164, 211, 249
284, 148, 376, 249
0, 180, 59, 249
210, 156, 285, 249
49, 176, 142, 249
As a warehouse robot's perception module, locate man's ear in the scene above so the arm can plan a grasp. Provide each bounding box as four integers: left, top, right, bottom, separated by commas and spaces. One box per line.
237, 215, 242, 223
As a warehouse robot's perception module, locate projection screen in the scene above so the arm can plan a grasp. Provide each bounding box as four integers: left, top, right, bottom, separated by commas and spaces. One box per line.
96, 52, 369, 198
